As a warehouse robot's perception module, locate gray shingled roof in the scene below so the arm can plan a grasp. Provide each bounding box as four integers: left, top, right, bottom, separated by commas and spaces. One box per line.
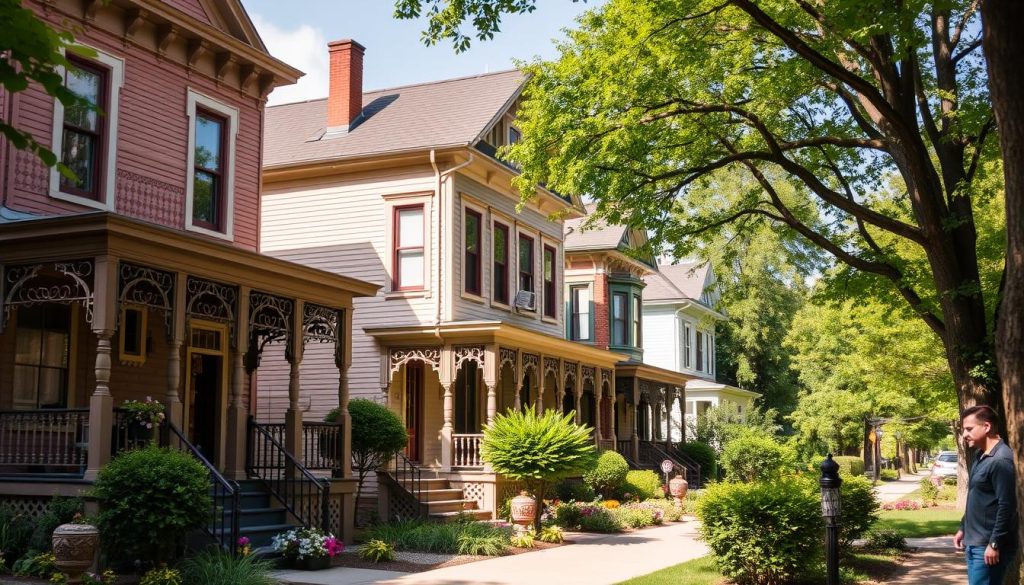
263, 70, 525, 168
644, 262, 709, 301
563, 207, 627, 251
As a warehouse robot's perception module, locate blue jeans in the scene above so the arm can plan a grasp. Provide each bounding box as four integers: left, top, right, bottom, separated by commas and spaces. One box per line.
966, 545, 1014, 585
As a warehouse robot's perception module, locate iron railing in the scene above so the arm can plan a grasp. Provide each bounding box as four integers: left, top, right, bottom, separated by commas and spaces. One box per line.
111, 408, 159, 454
452, 433, 484, 468
251, 421, 344, 475
639, 441, 703, 488
386, 451, 428, 519
0, 409, 89, 475
158, 421, 240, 553
246, 417, 329, 531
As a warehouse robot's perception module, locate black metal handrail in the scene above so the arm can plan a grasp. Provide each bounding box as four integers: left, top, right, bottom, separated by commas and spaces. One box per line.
386, 451, 428, 519
246, 417, 329, 531
642, 441, 703, 488
158, 421, 240, 554
251, 421, 344, 475
666, 441, 705, 487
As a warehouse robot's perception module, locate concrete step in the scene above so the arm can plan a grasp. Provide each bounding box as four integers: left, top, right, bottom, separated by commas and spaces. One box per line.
225, 506, 288, 527
238, 491, 272, 509
426, 499, 480, 514
417, 488, 465, 502
222, 522, 296, 548
399, 477, 450, 491
429, 509, 493, 522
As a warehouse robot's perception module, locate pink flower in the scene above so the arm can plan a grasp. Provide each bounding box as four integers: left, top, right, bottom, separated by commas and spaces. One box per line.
238, 537, 250, 546
324, 536, 344, 557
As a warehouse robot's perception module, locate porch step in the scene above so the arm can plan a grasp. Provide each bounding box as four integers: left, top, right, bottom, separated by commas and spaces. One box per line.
399, 477, 450, 491
229, 522, 296, 548
429, 509, 493, 522
228, 506, 289, 527
425, 499, 481, 515
416, 488, 465, 502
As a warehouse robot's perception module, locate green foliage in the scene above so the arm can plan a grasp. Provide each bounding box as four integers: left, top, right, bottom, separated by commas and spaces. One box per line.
538, 525, 564, 543
482, 409, 597, 531
553, 478, 595, 503
879, 469, 899, 481
0, 504, 34, 567
139, 566, 183, 585
364, 518, 510, 555
836, 476, 880, 548
689, 403, 783, 453
509, 530, 535, 549
697, 478, 821, 585
676, 441, 717, 482
393, 0, 552, 52
358, 539, 396, 563
831, 456, 865, 478
611, 504, 658, 529
621, 470, 664, 501
12, 551, 55, 578
643, 498, 684, 523
864, 529, 907, 552
582, 450, 629, 498
552, 502, 583, 529
919, 478, 940, 505
719, 432, 796, 482
937, 483, 957, 501
577, 509, 622, 533
178, 549, 276, 585
91, 445, 212, 564
339, 399, 408, 515
31, 497, 84, 553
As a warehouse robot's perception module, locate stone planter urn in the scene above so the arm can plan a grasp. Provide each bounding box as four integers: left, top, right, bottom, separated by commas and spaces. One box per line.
509, 491, 536, 530
52, 522, 99, 584
669, 474, 689, 506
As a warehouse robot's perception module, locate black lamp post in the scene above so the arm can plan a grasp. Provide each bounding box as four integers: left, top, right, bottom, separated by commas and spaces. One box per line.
820, 453, 842, 585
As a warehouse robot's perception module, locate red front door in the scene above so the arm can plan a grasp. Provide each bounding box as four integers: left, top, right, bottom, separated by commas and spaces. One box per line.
405, 363, 423, 461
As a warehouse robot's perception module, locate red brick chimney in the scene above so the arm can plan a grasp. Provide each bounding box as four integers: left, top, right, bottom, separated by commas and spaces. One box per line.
326, 39, 365, 133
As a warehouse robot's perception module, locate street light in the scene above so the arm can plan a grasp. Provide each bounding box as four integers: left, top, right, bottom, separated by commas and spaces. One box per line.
820, 453, 842, 585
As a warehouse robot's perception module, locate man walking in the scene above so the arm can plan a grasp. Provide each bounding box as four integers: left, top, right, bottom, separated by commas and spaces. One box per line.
954, 405, 1018, 584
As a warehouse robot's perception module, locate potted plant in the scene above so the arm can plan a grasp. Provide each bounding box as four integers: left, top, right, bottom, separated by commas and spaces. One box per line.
120, 397, 165, 446
270, 527, 343, 570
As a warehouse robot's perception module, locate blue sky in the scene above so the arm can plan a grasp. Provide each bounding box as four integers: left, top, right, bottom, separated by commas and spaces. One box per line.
242, 0, 598, 105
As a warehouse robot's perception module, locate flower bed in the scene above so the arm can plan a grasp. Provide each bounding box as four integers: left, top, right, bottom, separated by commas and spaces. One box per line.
881, 499, 921, 511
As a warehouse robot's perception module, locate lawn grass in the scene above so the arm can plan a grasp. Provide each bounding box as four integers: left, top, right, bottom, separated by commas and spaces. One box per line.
875, 506, 961, 538
615, 555, 723, 585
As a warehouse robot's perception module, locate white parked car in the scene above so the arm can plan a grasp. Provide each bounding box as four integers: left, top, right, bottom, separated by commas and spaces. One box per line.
930, 451, 958, 479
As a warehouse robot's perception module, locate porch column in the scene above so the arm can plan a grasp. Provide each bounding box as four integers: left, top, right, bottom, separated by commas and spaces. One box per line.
285, 300, 304, 471
85, 256, 117, 481
574, 363, 583, 425
608, 386, 616, 444
224, 286, 250, 480
336, 308, 353, 478
484, 344, 498, 425
536, 353, 545, 415
165, 272, 187, 430
665, 388, 675, 449
593, 378, 603, 442
631, 378, 640, 463
440, 346, 454, 471
555, 360, 565, 415
512, 350, 522, 412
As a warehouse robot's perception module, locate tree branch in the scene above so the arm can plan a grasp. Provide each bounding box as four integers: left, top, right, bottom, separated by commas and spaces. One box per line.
950, 0, 981, 48
964, 117, 995, 185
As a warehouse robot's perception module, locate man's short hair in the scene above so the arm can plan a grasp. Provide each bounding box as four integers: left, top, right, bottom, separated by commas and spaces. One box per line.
962, 404, 999, 426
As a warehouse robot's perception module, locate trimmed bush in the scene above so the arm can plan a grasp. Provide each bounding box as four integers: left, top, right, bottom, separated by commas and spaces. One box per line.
697, 478, 821, 585
621, 470, 664, 501
836, 475, 879, 547
178, 549, 276, 585
583, 450, 629, 498
643, 498, 684, 522
612, 505, 657, 529
831, 456, 865, 477
330, 400, 408, 520
578, 508, 622, 533
919, 477, 940, 505
676, 441, 717, 481
553, 478, 595, 503
92, 445, 211, 564
865, 529, 907, 552
879, 469, 899, 481
720, 433, 796, 483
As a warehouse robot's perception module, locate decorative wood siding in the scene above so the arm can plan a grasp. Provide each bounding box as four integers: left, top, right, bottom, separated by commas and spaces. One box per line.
259, 167, 440, 407
3, 3, 263, 250
640, 306, 680, 372
165, 0, 213, 25
451, 174, 564, 337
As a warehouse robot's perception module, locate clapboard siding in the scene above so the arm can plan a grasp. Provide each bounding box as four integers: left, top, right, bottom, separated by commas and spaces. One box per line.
451, 174, 564, 337
641, 306, 680, 372
165, 0, 213, 25
3, 3, 262, 250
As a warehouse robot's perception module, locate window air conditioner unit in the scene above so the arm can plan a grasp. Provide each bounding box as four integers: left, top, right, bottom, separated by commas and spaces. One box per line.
514, 290, 536, 311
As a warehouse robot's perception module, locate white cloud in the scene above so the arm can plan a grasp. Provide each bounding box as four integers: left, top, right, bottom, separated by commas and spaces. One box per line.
251, 14, 328, 106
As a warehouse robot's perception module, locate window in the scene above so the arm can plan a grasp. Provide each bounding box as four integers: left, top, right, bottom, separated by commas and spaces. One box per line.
632, 294, 642, 346
696, 331, 705, 372
13, 305, 71, 410
393, 205, 425, 290
570, 285, 591, 341
611, 292, 627, 346
543, 245, 556, 318
683, 322, 692, 369
119, 306, 147, 365
508, 126, 522, 145
519, 234, 535, 294
493, 222, 509, 304
185, 89, 238, 239
191, 110, 227, 231
49, 47, 122, 210
464, 208, 482, 295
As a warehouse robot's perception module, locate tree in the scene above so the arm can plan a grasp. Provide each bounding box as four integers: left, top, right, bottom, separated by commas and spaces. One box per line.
480, 408, 597, 532
1, 0, 92, 170
327, 400, 408, 518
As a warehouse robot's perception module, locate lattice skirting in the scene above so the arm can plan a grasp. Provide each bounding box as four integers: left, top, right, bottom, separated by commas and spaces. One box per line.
386, 490, 422, 523
460, 482, 485, 509
1, 495, 51, 521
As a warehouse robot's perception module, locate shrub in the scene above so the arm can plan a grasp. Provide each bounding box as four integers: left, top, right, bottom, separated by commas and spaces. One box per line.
676, 441, 718, 481
881, 499, 920, 511
31, 497, 84, 552
828, 475, 880, 547
582, 450, 629, 499
364, 518, 511, 555
330, 400, 408, 519
178, 549, 275, 585
864, 529, 907, 552
942, 475, 957, 486
621, 470, 664, 501
697, 478, 821, 585
578, 510, 622, 533
937, 484, 957, 501
719, 432, 796, 482
509, 530, 535, 548
831, 456, 865, 477
643, 498, 683, 522
538, 525, 564, 543
358, 540, 395, 563
0, 504, 33, 567
612, 502, 662, 528
12, 551, 56, 578
457, 530, 508, 556
919, 477, 940, 505
553, 478, 595, 503
92, 445, 211, 565
482, 409, 598, 532
139, 566, 183, 585
553, 502, 583, 529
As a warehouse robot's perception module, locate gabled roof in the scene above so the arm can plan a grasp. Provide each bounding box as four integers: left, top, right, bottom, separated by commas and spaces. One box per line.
563, 204, 657, 269
263, 70, 525, 169
643, 262, 710, 301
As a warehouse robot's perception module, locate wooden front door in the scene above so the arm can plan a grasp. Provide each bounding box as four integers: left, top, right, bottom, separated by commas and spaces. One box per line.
404, 363, 423, 462
185, 321, 228, 467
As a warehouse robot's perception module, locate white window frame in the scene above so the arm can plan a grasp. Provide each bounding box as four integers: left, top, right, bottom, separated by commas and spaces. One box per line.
540, 236, 561, 324
185, 89, 238, 241
515, 225, 540, 316
490, 211, 514, 310
49, 44, 124, 211
682, 320, 692, 370
460, 198, 487, 303
568, 282, 593, 342
383, 192, 433, 297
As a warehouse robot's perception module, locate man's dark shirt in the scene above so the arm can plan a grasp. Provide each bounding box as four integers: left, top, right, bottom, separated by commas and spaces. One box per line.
961, 439, 1018, 550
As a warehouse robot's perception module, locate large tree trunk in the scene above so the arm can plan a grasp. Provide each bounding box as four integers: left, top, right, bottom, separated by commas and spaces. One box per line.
985, 0, 1024, 576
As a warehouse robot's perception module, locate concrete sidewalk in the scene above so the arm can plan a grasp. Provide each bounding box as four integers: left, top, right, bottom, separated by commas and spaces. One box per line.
874, 470, 929, 503
275, 520, 708, 585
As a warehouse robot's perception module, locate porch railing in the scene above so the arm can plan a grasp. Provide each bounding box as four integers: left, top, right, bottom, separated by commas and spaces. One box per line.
452, 433, 484, 468
112, 408, 159, 454
0, 409, 89, 475
597, 439, 616, 452
246, 417, 329, 532
158, 421, 240, 554
251, 421, 345, 475
382, 451, 428, 520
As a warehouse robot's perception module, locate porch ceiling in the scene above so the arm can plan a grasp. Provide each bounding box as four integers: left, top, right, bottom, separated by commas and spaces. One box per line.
615, 361, 693, 388
364, 321, 627, 368
0, 212, 379, 307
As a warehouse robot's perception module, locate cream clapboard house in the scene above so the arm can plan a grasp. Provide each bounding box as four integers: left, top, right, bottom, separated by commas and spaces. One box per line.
258, 40, 624, 519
